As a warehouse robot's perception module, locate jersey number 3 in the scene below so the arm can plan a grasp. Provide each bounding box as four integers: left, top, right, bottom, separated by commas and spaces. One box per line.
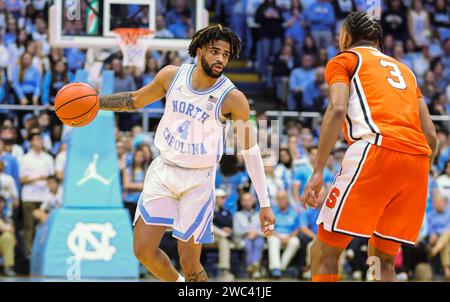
379, 60, 407, 90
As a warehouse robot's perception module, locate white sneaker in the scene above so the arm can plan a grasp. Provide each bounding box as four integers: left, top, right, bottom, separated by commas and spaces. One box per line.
218, 270, 235, 282
252, 270, 262, 279
352, 270, 363, 281
302, 270, 311, 280
346, 249, 355, 260
397, 272, 408, 282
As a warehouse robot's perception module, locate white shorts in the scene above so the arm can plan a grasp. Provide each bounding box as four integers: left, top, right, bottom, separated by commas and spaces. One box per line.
133, 156, 216, 244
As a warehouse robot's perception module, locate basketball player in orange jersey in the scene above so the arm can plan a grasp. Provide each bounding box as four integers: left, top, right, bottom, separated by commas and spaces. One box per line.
97, 25, 275, 282
301, 11, 438, 282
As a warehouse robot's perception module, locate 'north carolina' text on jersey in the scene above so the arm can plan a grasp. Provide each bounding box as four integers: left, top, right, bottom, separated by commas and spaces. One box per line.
154, 64, 235, 168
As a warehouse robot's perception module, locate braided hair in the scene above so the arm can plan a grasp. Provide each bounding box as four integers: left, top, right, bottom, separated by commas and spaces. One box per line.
343, 11, 384, 51
188, 24, 241, 60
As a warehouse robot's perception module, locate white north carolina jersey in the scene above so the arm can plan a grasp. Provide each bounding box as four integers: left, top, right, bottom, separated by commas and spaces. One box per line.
154, 64, 236, 169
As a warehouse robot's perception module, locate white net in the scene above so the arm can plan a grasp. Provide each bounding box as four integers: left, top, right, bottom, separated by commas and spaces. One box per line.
114, 29, 153, 69
118, 39, 148, 68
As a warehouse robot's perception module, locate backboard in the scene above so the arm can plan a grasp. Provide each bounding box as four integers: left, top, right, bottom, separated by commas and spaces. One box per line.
49, 0, 208, 50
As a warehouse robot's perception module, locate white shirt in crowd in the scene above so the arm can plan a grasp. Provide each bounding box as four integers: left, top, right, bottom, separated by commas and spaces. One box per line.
251, 174, 284, 207
0, 44, 9, 69
11, 144, 24, 160
55, 149, 67, 175
32, 32, 51, 57
40, 187, 63, 213
0, 172, 19, 200
19, 149, 55, 202
246, 0, 263, 28
32, 55, 50, 75
436, 174, 450, 201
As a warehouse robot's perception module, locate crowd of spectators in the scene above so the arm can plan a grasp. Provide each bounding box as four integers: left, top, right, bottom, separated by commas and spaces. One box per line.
0, 0, 449, 282
213, 0, 450, 113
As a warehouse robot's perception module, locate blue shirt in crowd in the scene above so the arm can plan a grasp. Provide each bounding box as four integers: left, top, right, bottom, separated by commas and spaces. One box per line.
303, 81, 321, 108
301, 0, 316, 10
293, 163, 312, 196
326, 45, 338, 60
124, 168, 145, 203
427, 175, 437, 213
0, 152, 20, 190
12, 65, 41, 99
142, 74, 164, 118
4, 0, 23, 11
64, 48, 86, 72
443, 52, 450, 72
168, 21, 189, 38
283, 11, 306, 45
214, 206, 233, 230
127, 5, 142, 17
165, 9, 184, 27
304, 1, 335, 32
438, 146, 450, 172
323, 166, 336, 186
427, 204, 450, 235
300, 207, 320, 234
290, 67, 316, 92
125, 152, 134, 168
216, 170, 249, 215
399, 56, 414, 70
273, 205, 300, 235
3, 32, 16, 45
275, 164, 293, 191
42, 71, 74, 105
0, 71, 6, 104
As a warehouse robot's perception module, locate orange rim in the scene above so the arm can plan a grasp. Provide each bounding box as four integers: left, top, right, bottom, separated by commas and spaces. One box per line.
113, 28, 154, 45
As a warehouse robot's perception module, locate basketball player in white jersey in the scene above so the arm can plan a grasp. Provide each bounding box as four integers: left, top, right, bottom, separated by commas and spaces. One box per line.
98, 25, 276, 282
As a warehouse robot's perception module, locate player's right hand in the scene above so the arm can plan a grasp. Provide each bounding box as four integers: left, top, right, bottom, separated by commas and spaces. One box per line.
301, 171, 324, 210
259, 207, 276, 238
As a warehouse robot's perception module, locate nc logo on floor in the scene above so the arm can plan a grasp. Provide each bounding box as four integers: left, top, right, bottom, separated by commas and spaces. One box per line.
67, 222, 117, 261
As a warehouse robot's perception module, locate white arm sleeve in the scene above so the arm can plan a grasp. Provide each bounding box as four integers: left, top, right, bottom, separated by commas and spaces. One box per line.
242, 144, 271, 208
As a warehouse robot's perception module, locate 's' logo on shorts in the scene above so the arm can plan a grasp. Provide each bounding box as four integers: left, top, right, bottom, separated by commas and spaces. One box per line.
326, 187, 341, 209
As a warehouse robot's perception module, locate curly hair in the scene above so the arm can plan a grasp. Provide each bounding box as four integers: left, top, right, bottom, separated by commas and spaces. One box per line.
343, 11, 383, 50
188, 24, 241, 60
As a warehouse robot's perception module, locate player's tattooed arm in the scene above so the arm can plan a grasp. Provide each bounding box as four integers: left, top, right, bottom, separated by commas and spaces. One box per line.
99, 65, 178, 111
186, 270, 208, 282
99, 92, 137, 112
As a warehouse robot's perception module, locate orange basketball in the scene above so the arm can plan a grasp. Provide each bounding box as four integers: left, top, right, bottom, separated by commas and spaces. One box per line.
55, 82, 99, 127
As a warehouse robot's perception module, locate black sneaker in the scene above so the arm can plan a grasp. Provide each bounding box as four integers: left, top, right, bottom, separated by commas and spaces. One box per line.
4, 267, 16, 277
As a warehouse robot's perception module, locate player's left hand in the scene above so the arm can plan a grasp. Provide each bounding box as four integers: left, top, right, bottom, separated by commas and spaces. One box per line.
301, 171, 324, 210
259, 207, 276, 238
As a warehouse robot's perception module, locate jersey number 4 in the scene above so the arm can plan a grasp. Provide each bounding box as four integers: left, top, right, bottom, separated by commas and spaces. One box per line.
379, 60, 407, 90
177, 120, 191, 139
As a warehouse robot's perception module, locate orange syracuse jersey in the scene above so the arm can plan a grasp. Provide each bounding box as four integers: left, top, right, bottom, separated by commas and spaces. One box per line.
325, 46, 431, 156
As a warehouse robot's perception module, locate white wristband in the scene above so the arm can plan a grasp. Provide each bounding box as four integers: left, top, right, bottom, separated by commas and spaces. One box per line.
242, 144, 271, 208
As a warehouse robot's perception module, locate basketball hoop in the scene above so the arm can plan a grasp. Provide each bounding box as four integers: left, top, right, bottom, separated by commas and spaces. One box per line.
113, 28, 154, 69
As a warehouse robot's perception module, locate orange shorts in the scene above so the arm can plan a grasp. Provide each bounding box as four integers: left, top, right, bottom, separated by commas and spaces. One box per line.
317, 140, 429, 255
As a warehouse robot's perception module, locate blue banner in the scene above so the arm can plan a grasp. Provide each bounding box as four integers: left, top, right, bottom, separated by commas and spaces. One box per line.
63, 110, 122, 208
32, 208, 139, 278
32, 70, 138, 278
